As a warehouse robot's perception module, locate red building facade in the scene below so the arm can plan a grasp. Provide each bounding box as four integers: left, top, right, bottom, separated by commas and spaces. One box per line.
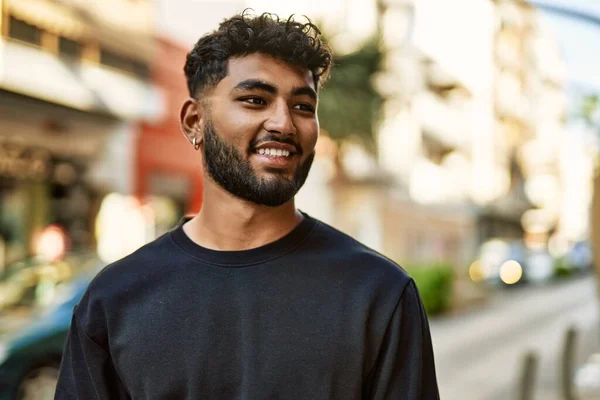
135, 37, 203, 216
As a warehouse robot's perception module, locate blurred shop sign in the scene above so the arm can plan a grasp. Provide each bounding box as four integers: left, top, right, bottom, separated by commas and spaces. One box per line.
0, 139, 51, 180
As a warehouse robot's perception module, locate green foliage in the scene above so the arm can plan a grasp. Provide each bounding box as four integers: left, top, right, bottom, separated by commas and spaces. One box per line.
403, 262, 455, 315
582, 94, 599, 126
553, 256, 574, 278
318, 38, 384, 153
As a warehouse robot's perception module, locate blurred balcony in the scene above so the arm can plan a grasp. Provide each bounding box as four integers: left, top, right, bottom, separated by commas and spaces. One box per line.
425, 61, 461, 91
378, 50, 425, 100
0, 38, 163, 120
495, 70, 529, 121
495, 1, 529, 30
528, 30, 568, 86
380, 4, 414, 50
413, 91, 470, 149
496, 29, 523, 71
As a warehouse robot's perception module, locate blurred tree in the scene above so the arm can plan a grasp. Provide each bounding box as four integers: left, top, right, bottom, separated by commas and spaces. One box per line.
318, 38, 384, 154
581, 94, 600, 127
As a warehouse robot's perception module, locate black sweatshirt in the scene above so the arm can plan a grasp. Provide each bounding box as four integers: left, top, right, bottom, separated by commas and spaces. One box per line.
55, 213, 439, 399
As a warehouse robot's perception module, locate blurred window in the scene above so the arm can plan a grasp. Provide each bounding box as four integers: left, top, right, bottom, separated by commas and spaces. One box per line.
99, 49, 149, 79
422, 133, 452, 165
8, 17, 41, 46
59, 37, 82, 59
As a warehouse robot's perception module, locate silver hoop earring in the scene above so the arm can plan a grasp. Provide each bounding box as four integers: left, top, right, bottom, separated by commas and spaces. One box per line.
193, 137, 200, 150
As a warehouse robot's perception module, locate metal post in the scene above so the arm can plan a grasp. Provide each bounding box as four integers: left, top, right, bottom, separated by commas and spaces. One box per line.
562, 326, 579, 400
517, 351, 539, 400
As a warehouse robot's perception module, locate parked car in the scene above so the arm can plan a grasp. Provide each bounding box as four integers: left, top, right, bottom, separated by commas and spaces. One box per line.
524, 248, 554, 284
476, 238, 562, 286
565, 241, 594, 272
477, 238, 529, 285
0, 266, 98, 400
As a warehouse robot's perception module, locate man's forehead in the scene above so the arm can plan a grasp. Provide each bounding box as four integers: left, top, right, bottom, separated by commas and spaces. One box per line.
221, 54, 315, 91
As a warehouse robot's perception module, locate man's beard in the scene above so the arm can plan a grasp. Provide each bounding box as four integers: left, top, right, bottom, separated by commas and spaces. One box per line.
202, 119, 315, 207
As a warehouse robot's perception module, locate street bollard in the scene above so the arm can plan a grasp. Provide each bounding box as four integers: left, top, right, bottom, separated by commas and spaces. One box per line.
517, 351, 539, 400
561, 326, 579, 400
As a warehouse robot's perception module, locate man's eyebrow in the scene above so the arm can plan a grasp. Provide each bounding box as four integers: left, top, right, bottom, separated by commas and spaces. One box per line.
292, 86, 317, 102
231, 79, 277, 94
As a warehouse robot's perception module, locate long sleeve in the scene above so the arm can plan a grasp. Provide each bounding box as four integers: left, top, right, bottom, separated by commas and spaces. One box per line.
363, 280, 440, 400
54, 313, 129, 400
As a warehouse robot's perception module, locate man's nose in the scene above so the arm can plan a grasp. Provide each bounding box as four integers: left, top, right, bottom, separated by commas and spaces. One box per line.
263, 100, 296, 136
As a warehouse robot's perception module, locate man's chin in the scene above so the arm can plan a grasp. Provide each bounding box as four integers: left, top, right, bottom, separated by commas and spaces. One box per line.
256, 170, 295, 183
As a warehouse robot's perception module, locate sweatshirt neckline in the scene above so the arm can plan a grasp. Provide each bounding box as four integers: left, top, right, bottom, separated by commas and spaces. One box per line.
169, 212, 317, 267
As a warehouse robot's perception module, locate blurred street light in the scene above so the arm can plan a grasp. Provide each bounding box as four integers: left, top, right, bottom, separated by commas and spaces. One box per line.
499, 260, 523, 285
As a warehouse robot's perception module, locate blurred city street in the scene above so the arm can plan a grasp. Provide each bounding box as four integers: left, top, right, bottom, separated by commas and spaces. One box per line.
433, 274, 599, 399
1, 0, 600, 398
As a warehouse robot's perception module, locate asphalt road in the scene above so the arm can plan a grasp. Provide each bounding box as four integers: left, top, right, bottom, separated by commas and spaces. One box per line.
430, 274, 599, 400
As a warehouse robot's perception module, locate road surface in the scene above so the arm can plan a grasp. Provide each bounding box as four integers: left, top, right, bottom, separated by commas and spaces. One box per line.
431, 274, 599, 399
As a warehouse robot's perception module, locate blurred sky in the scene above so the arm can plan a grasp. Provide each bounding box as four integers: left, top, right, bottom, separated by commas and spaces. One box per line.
533, 0, 600, 91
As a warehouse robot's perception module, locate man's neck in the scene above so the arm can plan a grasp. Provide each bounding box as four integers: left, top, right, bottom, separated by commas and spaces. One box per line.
183, 183, 303, 251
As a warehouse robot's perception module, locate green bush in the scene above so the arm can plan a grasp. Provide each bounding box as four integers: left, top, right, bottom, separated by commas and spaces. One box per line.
403, 262, 454, 316
554, 256, 573, 278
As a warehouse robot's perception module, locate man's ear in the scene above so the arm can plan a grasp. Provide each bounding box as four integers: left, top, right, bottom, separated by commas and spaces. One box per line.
180, 98, 205, 148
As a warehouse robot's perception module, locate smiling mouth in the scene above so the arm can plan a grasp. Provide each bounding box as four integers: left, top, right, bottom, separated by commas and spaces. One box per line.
251, 146, 299, 170
255, 148, 292, 157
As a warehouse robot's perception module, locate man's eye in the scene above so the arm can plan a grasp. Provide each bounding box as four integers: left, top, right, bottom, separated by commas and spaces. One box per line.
243, 97, 266, 105
294, 104, 315, 113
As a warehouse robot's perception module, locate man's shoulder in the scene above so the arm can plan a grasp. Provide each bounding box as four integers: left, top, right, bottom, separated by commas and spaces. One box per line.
84, 231, 175, 297
309, 217, 411, 285
74, 232, 178, 327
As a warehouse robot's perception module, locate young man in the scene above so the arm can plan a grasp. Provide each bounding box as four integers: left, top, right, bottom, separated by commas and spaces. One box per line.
55, 12, 439, 400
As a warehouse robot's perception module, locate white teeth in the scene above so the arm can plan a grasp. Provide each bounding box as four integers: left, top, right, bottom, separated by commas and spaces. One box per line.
257, 148, 291, 157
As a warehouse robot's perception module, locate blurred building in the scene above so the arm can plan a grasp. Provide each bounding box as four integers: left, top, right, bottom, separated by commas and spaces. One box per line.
0, 0, 161, 267
493, 0, 568, 251
373, 0, 572, 271
375, 0, 496, 267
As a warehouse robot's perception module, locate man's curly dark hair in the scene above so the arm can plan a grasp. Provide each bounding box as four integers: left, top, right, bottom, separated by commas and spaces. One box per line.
184, 10, 333, 97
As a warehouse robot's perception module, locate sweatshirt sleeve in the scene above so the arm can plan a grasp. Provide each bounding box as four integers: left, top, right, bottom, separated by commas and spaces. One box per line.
363, 280, 440, 400
54, 312, 129, 400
